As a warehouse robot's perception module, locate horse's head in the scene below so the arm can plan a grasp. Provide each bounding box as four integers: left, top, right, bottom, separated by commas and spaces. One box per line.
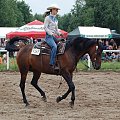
66, 37, 104, 70
88, 40, 103, 70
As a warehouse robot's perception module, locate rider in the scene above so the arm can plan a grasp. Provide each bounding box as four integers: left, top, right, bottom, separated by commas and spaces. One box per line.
44, 4, 63, 70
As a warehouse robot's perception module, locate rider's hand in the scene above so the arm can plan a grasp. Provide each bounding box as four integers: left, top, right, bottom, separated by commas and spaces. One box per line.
52, 33, 57, 37
60, 33, 63, 37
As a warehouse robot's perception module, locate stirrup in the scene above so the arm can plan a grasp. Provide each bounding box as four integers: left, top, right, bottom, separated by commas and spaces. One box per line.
54, 66, 59, 70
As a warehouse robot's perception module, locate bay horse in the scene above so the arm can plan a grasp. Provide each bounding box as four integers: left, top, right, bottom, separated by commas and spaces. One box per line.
6, 36, 103, 107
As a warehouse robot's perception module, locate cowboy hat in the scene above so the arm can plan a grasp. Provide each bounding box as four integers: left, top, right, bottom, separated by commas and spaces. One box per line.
47, 4, 60, 10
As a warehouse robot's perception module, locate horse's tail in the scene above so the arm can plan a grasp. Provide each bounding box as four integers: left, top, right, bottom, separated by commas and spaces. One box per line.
5, 36, 28, 52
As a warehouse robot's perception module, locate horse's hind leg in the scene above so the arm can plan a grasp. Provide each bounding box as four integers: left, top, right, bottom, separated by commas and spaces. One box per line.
31, 72, 47, 102
20, 72, 29, 106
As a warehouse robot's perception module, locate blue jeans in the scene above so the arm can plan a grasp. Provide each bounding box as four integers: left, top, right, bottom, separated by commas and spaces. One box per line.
45, 33, 57, 65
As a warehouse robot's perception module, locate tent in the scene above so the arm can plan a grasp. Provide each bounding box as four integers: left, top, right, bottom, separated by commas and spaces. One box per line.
111, 33, 120, 39
68, 26, 111, 39
6, 20, 68, 39
0, 27, 17, 38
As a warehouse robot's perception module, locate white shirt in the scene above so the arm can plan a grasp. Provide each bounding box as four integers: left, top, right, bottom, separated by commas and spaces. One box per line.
44, 14, 60, 36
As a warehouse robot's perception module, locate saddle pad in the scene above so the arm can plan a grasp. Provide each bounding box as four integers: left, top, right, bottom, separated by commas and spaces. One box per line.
31, 48, 40, 55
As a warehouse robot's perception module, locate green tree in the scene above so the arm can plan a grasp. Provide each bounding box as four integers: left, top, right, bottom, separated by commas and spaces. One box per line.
57, 13, 71, 32
66, 0, 120, 33
33, 13, 44, 22
59, 0, 86, 32
16, 0, 33, 24
85, 0, 120, 32
0, 0, 18, 26
0, 0, 32, 27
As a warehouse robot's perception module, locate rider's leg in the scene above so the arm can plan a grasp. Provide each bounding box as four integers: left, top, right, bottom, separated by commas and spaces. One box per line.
45, 34, 57, 65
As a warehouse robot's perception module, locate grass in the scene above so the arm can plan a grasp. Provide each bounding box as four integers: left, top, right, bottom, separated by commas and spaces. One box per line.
0, 58, 120, 71
77, 60, 89, 71
101, 61, 120, 71
0, 64, 7, 71
77, 60, 120, 71
0, 58, 18, 71
9, 58, 18, 71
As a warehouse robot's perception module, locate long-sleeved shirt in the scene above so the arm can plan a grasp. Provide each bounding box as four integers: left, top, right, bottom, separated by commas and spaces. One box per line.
44, 14, 60, 36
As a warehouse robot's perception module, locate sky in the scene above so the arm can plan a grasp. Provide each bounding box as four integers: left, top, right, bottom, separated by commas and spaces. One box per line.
19, 0, 75, 15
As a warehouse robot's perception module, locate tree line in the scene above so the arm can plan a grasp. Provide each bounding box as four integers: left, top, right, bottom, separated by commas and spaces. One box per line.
59, 0, 120, 33
0, 0, 120, 33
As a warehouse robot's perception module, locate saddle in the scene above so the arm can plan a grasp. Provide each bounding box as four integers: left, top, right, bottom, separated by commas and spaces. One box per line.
33, 39, 66, 56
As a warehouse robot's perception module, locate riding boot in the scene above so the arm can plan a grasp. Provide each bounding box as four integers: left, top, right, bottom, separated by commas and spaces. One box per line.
49, 64, 59, 71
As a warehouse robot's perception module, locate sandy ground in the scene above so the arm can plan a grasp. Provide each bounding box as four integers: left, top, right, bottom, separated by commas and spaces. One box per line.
0, 71, 120, 120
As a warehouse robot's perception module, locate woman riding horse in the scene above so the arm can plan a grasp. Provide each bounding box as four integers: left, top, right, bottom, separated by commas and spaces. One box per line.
5, 36, 103, 108
44, 4, 63, 70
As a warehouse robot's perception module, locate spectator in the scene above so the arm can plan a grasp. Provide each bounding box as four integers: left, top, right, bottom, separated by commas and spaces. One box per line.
1, 38, 4, 47
3, 54, 7, 64
0, 56, 3, 64
109, 39, 117, 50
0, 39, 1, 46
116, 46, 120, 61
105, 45, 113, 61
104, 40, 109, 50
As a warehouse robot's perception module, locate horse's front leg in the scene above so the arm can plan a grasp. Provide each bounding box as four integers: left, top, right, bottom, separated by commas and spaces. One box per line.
56, 71, 75, 108
20, 72, 29, 106
31, 72, 47, 102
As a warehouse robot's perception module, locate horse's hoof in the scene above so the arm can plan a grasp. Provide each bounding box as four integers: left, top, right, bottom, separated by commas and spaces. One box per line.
25, 102, 30, 107
41, 96, 47, 102
56, 96, 62, 103
69, 101, 74, 108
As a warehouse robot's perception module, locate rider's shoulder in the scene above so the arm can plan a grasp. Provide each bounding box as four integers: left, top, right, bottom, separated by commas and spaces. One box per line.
45, 15, 51, 20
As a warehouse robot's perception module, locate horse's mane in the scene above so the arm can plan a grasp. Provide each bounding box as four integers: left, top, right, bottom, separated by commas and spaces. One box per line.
66, 37, 96, 51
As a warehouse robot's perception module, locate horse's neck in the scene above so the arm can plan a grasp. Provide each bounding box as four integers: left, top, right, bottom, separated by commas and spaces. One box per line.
75, 50, 88, 64
68, 47, 88, 65
65, 38, 93, 66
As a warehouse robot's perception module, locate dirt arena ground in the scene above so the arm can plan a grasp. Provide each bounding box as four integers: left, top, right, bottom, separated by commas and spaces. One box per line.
0, 71, 120, 120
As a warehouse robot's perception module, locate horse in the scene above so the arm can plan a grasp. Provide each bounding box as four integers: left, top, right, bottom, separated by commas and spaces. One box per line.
6, 36, 103, 107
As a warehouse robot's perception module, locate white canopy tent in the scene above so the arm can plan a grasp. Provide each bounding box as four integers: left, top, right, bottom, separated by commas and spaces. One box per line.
68, 26, 112, 39
0, 27, 17, 38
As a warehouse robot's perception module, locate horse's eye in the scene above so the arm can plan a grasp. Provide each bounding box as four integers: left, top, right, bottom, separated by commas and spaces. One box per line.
97, 51, 101, 56
96, 46, 98, 50
16, 44, 19, 47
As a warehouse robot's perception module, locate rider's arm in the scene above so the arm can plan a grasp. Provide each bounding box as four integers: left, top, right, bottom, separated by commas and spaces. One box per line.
55, 21, 61, 36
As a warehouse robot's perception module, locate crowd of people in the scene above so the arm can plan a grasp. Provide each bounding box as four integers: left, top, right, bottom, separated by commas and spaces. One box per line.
100, 39, 120, 62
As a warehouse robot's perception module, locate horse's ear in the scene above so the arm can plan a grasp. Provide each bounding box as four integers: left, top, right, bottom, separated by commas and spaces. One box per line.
97, 40, 104, 51
97, 40, 101, 48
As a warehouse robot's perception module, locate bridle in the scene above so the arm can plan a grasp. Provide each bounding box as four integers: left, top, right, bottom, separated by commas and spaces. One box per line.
94, 45, 99, 60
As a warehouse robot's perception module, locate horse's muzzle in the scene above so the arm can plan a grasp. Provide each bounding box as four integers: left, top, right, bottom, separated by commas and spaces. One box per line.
92, 62, 101, 70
